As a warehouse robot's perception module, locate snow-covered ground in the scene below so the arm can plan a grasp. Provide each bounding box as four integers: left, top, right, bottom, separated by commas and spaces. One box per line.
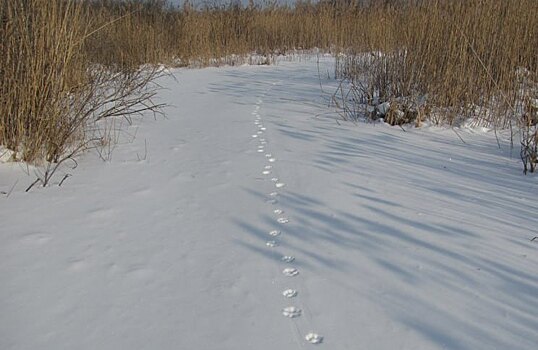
1, 57, 537, 350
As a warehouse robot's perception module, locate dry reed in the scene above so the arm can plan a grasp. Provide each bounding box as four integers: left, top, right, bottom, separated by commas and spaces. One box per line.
1, 0, 537, 172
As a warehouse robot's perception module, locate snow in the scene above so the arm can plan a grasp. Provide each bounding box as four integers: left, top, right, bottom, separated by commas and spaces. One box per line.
1, 57, 538, 350
0, 147, 16, 163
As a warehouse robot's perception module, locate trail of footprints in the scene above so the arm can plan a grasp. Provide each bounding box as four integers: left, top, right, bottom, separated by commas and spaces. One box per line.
250, 94, 323, 345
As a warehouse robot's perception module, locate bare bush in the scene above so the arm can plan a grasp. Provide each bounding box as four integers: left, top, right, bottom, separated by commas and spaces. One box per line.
25, 66, 165, 190
0, 1, 164, 189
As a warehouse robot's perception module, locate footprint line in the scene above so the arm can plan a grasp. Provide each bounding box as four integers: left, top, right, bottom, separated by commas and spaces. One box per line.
251, 86, 324, 346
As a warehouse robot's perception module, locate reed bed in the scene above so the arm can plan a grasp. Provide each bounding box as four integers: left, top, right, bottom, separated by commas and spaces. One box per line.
1, 0, 537, 173
334, 0, 538, 126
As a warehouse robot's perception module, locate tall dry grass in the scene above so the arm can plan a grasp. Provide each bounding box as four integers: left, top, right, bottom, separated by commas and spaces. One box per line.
0, 0, 89, 163
335, 0, 538, 128
1, 0, 537, 174
0, 0, 372, 169
330, 0, 537, 172
0, 0, 163, 188
79, 0, 381, 68
74, 0, 538, 128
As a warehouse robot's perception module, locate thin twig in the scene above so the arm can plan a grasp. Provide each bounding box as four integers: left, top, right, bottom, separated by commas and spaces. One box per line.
77, 9, 140, 46
58, 174, 71, 187
25, 178, 40, 192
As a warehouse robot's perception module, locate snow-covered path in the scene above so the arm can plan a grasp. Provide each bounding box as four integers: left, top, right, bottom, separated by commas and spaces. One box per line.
1, 58, 538, 350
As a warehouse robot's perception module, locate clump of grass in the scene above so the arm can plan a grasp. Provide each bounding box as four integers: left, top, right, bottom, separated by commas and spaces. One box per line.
0, 0, 89, 163
0, 0, 163, 188
336, 0, 537, 125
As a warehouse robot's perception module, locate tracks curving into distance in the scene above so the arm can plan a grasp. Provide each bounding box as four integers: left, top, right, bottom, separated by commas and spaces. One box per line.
250, 81, 324, 346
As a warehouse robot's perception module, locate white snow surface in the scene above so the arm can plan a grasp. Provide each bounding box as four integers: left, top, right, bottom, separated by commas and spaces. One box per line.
1, 58, 538, 350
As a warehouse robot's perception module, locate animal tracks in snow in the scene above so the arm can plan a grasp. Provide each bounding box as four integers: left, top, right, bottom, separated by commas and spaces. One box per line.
282, 289, 298, 298
282, 306, 302, 318
305, 333, 324, 344
250, 94, 323, 346
266, 240, 278, 248
282, 267, 299, 277
281, 256, 295, 263
277, 217, 289, 224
